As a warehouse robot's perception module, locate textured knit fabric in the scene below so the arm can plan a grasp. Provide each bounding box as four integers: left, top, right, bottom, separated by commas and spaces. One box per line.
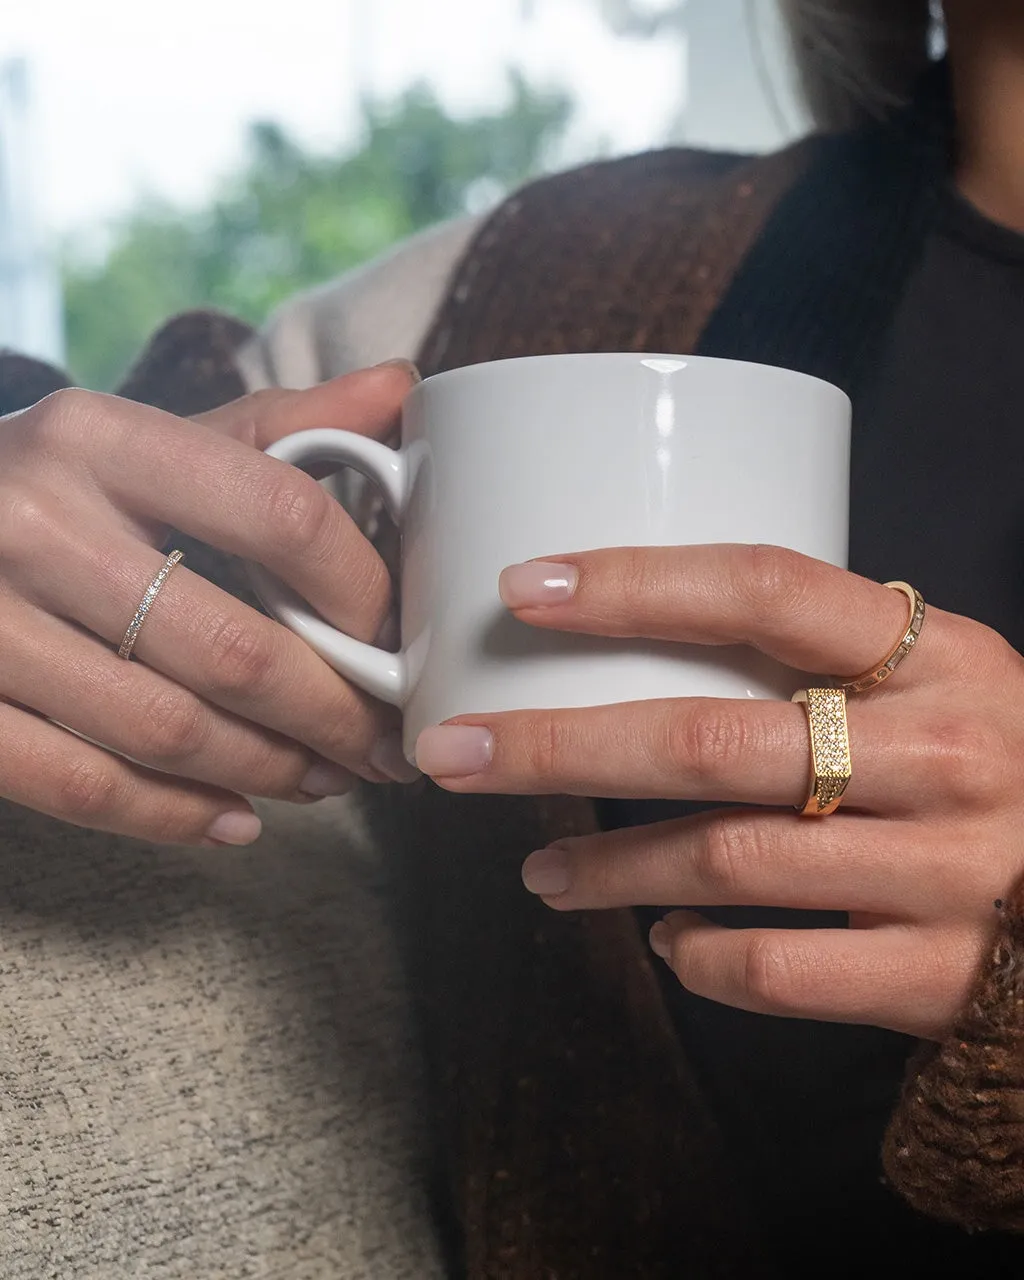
0, 796, 445, 1280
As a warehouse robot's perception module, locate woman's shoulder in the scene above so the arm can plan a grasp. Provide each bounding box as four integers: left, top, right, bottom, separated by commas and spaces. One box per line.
237, 141, 816, 393
237, 152, 730, 392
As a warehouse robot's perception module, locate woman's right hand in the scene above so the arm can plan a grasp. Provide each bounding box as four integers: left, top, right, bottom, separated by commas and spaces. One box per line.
0, 363, 419, 847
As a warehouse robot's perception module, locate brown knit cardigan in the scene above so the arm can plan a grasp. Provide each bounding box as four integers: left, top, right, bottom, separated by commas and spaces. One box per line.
3, 75, 1024, 1277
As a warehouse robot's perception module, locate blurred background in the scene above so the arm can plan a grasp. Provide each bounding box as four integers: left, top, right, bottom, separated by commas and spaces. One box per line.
0, 0, 808, 390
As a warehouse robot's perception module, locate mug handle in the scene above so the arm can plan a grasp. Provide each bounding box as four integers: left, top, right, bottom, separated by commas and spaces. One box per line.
247, 428, 409, 707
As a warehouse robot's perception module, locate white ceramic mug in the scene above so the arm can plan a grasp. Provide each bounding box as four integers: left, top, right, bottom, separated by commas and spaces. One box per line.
250, 353, 851, 760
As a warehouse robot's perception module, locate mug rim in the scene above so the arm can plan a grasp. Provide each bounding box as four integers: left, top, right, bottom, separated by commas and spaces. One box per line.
416, 351, 851, 407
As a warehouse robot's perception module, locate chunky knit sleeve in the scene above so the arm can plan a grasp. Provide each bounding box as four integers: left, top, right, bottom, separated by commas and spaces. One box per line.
883, 868, 1024, 1232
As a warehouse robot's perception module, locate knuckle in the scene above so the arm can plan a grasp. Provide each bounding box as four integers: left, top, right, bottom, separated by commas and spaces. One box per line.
54, 758, 122, 823
149, 808, 204, 845
970, 623, 1018, 676
927, 713, 1011, 808
202, 613, 278, 698
619, 546, 662, 612
0, 490, 60, 560
263, 472, 334, 560
693, 813, 760, 897
521, 710, 568, 778
312, 721, 361, 768
568, 838, 612, 899
667, 701, 749, 784
743, 934, 802, 1014
315, 703, 375, 768
36, 385, 93, 426
25, 387, 100, 450
742, 544, 808, 624
135, 688, 206, 763
215, 389, 289, 446
344, 546, 394, 636
46, 385, 94, 416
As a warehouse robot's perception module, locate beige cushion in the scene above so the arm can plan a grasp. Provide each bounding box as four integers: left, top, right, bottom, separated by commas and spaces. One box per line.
0, 796, 443, 1278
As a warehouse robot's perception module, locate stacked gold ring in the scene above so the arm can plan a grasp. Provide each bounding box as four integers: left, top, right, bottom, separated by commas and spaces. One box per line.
793, 580, 926, 818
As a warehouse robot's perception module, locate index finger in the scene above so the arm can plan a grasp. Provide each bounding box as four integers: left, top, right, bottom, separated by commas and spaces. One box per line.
498, 544, 951, 686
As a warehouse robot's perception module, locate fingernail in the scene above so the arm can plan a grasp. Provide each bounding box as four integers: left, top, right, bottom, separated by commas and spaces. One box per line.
205, 811, 263, 846
299, 759, 357, 798
649, 922, 673, 961
374, 357, 422, 385
415, 725, 494, 777
370, 732, 422, 784
522, 848, 571, 897
499, 561, 578, 609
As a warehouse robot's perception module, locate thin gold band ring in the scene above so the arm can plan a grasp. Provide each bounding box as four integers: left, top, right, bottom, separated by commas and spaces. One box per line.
118, 550, 185, 661
840, 581, 925, 695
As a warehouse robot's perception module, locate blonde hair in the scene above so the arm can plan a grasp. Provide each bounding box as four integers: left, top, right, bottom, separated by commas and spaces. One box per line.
778, 0, 934, 132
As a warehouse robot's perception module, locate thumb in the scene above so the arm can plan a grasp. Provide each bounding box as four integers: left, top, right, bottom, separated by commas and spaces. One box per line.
194, 359, 420, 451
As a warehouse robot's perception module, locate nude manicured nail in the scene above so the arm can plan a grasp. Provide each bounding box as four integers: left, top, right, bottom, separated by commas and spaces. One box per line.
522, 848, 571, 897
370, 732, 422, 784
299, 760, 357, 797
374, 357, 422, 384
205, 811, 263, 846
649, 922, 672, 961
415, 725, 494, 777
499, 561, 578, 609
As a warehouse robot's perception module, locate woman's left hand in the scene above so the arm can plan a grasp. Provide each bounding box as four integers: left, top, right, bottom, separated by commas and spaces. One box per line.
414, 544, 1024, 1040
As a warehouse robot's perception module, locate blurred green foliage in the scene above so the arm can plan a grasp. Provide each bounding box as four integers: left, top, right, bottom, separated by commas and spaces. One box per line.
63, 74, 573, 389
